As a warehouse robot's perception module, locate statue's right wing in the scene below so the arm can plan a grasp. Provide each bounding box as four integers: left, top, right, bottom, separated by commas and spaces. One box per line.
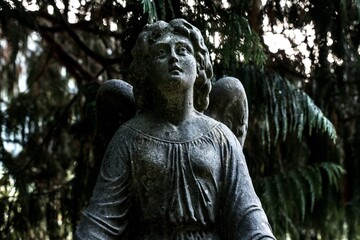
95, 79, 136, 159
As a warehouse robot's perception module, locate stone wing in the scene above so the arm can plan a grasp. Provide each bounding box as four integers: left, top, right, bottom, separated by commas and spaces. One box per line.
205, 77, 249, 148
95, 79, 136, 159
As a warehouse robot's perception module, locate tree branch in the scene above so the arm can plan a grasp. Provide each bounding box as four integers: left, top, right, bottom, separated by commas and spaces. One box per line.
41, 32, 95, 82
48, 0, 122, 66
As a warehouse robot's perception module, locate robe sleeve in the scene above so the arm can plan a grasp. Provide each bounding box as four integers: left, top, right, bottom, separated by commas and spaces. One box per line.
220, 126, 276, 240
75, 130, 131, 240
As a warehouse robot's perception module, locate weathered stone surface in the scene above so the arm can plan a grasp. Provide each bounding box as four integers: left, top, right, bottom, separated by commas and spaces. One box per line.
205, 76, 249, 147
76, 18, 276, 240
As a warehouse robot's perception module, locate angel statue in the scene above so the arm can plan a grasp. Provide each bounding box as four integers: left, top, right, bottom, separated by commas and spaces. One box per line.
76, 19, 276, 239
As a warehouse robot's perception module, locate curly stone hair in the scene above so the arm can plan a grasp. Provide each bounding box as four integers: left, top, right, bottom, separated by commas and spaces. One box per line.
128, 18, 213, 113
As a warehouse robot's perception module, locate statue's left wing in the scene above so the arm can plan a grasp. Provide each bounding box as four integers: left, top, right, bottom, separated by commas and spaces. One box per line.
205, 77, 249, 148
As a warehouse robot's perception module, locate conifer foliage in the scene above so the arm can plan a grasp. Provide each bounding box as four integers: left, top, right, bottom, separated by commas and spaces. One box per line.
0, 0, 359, 239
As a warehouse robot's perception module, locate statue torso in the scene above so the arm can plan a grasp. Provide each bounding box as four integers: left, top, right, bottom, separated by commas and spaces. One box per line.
124, 113, 222, 239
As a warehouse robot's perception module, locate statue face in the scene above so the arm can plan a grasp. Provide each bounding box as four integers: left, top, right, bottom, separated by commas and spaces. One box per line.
148, 33, 197, 91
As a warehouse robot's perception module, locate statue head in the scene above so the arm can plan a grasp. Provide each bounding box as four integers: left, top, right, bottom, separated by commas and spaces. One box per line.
129, 19, 213, 113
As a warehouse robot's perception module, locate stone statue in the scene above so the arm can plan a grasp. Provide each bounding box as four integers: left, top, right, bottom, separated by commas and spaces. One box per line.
76, 19, 276, 239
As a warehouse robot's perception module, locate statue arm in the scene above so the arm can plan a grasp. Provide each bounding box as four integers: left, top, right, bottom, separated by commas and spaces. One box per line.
76, 131, 131, 240
220, 128, 276, 239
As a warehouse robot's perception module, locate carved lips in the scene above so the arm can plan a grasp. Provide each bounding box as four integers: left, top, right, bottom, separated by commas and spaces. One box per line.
169, 64, 182, 75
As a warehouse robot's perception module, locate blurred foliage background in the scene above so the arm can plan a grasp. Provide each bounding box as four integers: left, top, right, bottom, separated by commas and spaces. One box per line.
0, 0, 359, 239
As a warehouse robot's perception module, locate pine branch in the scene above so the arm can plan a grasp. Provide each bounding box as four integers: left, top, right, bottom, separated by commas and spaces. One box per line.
3, 188, 17, 236
35, 9, 124, 38
41, 32, 94, 82
48, 0, 122, 67
247, 69, 337, 147
43, 94, 79, 147
258, 162, 345, 236
266, 49, 309, 80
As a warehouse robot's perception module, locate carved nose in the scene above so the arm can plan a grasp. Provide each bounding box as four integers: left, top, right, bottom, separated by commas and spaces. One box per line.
169, 49, 179, 63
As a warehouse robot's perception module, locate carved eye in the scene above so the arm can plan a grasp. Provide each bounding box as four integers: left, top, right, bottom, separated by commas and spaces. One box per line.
157, 49, 166, 58
178, 46, 188, 55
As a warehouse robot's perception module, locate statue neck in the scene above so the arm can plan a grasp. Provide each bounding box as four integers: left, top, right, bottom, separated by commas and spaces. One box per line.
152, 87, 195, 125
